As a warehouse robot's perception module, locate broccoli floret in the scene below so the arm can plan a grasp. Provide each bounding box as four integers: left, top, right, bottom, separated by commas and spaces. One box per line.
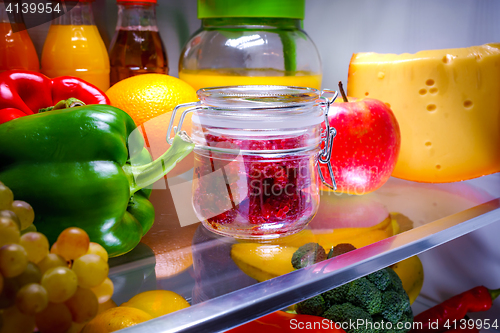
323, 303, 374, 333
367, 268, 392, 291
393, 310, 414, 333
347, 278, 382, 315
291, 244, 412, 333
291, 243, 327, 269
327, 243, 357, 259
372, 315, 391, 333
296, 294, 326, 316
386, 268, 405, 293
381, 290, 411, 324
372, 312, 412, 333
322, 283, 350, 307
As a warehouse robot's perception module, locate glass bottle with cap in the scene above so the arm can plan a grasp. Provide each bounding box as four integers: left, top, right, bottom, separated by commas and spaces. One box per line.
0, 1, 39, 72
41, 0, 110, 91
178, 0, 322, 91
108, 0, 168, 86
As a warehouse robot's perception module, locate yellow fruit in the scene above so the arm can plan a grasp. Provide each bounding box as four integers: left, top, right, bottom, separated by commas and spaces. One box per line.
245, 230, 316, 248
121, 290, 190, 318
390, 212, 414, 234
315, 215, 394, 251
67, 322, 86, 333
106, 74, 198, 177
0, 306, 36, 333
106, 74, 198, 126
82, 307, 153, 333
231, 244, 298, 282
391, 256, 424, 304
97, 299, 117, 315
232, 217, 397, 283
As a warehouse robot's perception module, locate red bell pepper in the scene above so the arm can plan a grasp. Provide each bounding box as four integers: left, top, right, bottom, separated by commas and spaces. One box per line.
411, 286, 500, 333
228, 311, 346, 333
0, 70, 110, 124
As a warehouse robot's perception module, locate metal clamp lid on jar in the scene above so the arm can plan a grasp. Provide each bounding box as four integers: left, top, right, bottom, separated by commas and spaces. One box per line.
166, 85, 339, 190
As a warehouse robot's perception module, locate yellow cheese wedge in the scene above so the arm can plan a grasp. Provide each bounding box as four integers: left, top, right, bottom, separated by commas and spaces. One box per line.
347, 44, 500, 182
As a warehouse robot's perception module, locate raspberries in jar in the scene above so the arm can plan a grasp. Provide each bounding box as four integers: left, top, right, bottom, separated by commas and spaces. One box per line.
193, 133, 318, 236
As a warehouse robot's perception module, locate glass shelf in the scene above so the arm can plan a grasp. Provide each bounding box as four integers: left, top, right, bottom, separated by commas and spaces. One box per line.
110, 173, 500, 332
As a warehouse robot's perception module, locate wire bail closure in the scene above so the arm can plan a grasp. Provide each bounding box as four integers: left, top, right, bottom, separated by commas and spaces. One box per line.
166, 101, 201, 145
167, 90, 338, 191
317, 89, 338, 191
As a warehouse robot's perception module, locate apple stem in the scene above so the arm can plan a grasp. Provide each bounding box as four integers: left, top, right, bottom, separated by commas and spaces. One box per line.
338, 81, 349, 102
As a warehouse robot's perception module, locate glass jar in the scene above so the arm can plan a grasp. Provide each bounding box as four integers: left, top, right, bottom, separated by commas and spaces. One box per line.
167, 86, 338, 239
178, 0, 322, 91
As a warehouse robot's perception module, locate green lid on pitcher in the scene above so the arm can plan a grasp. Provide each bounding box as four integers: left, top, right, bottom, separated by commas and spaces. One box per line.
198, 0, 305, 19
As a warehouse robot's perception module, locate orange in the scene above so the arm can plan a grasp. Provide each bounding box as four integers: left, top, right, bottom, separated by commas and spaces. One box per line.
121, 290, 190, 318
81, 307, 153, 333
106, 74, 198, 177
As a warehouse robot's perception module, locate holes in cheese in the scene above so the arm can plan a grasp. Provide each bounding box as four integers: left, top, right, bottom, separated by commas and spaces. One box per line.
442, 54, 456, 64
347, 44, 500, 182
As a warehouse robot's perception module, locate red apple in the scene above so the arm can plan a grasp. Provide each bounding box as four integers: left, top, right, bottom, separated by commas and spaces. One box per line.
319, 96, 401, 195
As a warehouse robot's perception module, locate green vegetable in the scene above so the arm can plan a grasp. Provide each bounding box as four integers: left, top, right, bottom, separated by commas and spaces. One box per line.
0, 105, 194, 257
366, 268, 392, 291
291, 242, 327, 270
323, 304, 373, 333
296, 294, 326, 316
381, 290, 411, 324
323, 283, 349, 307
346, 278, 382, 315
292, 243, 413, 333
327, 243, 357, 259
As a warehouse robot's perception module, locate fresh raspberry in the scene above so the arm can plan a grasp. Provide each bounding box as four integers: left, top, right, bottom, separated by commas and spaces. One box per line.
196, 132, 317, 230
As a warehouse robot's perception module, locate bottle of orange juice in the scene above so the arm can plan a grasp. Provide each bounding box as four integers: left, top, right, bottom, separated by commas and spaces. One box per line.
0, 3, 39, 72
179, 0, 322, 91
41, 0, 110, 91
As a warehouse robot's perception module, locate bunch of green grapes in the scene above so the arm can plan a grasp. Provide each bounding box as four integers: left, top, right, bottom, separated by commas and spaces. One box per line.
0, 182, 114, 333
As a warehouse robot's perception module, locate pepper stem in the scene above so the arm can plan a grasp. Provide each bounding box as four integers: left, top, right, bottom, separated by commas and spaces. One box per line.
489, 288, 500, 301
39, 98, 86, 113
125, 131, 195, 194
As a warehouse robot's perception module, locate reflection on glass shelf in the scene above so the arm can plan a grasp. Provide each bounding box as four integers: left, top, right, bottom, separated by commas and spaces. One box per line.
111, 173, 500, 333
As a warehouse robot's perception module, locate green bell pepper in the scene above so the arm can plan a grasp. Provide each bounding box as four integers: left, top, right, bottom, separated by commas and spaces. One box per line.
0, 104, 194, 257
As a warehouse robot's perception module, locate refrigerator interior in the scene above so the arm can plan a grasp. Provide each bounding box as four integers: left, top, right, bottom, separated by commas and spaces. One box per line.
23, 0, 500, 328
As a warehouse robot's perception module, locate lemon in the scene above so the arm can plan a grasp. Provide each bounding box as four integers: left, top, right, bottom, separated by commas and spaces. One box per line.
121, 290, 190, 318
81, 307, 153, 333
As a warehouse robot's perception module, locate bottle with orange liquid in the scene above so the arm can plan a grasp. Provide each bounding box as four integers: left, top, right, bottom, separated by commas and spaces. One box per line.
108, 0, 168, 86
0, 2, 39, 72
41, 0, 110, 91
179, 0, 322, 91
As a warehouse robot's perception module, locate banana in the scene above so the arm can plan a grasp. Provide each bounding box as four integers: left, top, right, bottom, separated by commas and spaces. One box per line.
390, 255, 424, 304
231, 214, 423, 305
231, 243, 297, 282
